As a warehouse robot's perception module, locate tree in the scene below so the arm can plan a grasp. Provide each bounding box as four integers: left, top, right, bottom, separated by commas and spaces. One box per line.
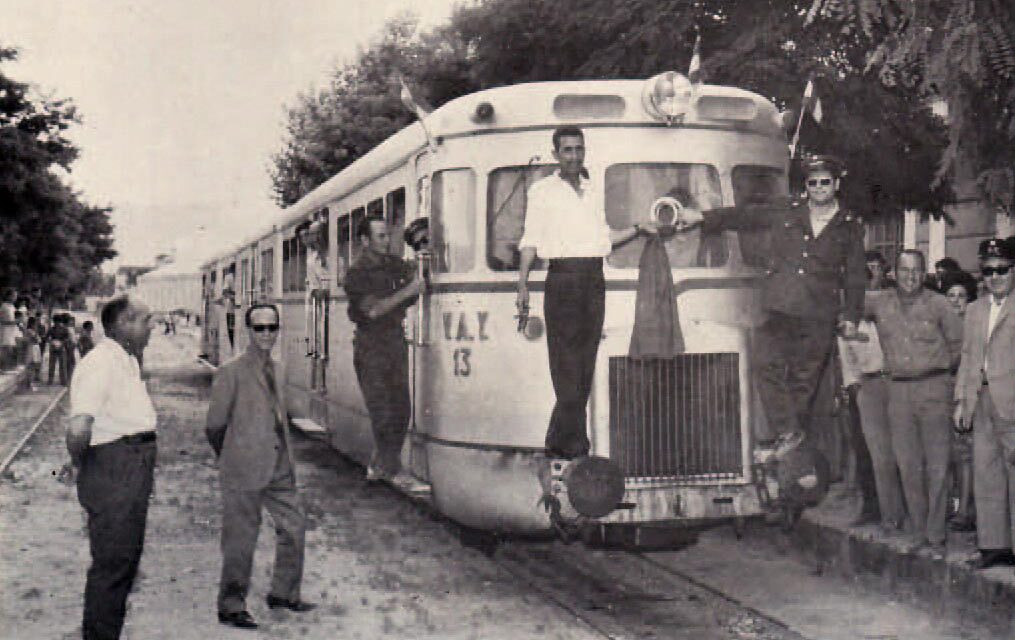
273, 2, 949, 218
805, 0, 1015, 214
270, 15, 475, 206
0, 46, 117, 297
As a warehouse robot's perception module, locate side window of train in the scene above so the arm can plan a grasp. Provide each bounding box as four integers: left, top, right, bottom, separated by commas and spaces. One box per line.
429, 169, 476, 273
605, 163, 725, 269
731, 165, 786, 268
260, 248, 274, 297
240, 258, 250, 306
282, 235, 303, 293
386, 187, 406, 257
349, 207, 366, 266
335, 214, 350, 282
486, 164, 556, 271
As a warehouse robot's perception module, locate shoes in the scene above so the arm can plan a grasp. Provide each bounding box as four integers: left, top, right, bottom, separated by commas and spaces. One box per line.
948, 515, 976, 532
266, 595, 317, 612
218, 610, 258, 629
365, 466, 383, 482
966, 550, 1015, 570
878, 519, 904, 535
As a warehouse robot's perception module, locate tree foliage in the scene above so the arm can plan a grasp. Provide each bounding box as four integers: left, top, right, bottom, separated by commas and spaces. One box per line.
806, 0, 1015, 213
272, 1, 950, 219
0, 46, 116, 299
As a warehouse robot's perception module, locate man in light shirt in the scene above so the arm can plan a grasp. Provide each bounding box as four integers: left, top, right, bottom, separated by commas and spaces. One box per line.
515, 126, 655, 458
955, 238, 1015, 570
66, 294, 156, 640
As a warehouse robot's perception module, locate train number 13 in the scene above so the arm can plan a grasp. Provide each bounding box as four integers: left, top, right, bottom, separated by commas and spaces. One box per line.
452, 348, 472, 377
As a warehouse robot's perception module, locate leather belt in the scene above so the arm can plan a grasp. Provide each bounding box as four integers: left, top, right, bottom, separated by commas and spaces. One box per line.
889, 368, 950, 382
861, 370, 888, 380
118, 431, 156, 445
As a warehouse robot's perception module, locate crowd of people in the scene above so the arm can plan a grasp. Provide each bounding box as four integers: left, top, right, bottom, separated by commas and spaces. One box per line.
0, 287, 96, 390
834, 239, 1015, 568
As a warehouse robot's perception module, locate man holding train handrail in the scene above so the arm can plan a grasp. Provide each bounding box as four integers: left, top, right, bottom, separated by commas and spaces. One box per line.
345, 215, 424, 482
677, 156, 866, 462
515, 126, 656, 460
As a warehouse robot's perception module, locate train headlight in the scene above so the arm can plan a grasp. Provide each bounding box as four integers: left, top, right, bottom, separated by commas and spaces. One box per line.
563, 456, 626, 518
642, 71, 692, 124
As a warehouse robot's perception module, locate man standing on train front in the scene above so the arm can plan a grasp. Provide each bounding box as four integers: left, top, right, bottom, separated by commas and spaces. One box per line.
516, 126, 656, 459
345, 215, 424, 482
680, 156, 866, 460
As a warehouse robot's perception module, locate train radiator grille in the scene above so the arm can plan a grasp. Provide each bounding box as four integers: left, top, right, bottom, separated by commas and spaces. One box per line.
608, 354, 742, 481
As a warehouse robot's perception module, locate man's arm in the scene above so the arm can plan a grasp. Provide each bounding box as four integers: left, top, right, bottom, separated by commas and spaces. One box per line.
358, 272, 423, 321
205, 366, 236, 457
939, 298, 964, 370
840, 222, 868, 325
66, 414, 93, 467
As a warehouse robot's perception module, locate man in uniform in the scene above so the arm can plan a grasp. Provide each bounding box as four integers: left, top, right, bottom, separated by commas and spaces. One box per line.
955, 238, 1015, 570
344, 216, 423, 482
66, 294, 156, 639
207, 303, 314, 629
515, 126, 655, 459
683, 156, 866, 458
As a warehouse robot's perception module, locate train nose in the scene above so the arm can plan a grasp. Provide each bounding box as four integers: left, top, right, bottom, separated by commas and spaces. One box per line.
560, 456, 626, 518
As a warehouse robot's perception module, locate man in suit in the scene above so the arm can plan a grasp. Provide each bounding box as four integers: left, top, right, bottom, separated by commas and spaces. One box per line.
955, 238, 1015, 570
206, 303, 315, 629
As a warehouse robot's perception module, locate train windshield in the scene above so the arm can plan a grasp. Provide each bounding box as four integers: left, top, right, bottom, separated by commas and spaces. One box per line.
605, 163, 726, 269
486, 164, 557, 271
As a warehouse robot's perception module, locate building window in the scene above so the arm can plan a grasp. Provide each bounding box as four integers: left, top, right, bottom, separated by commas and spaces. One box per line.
865, 217, 904, 273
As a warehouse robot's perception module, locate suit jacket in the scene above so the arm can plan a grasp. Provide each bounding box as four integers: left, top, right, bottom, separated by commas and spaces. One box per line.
956, 294, 1015, 422
206, 348, 295, 490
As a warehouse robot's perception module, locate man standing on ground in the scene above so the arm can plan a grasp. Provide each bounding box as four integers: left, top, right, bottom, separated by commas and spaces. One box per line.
681, 156, 866, 459
206, 303, 314, 630
344, 216, 423, 481
66, 294, 156, 639
515, 126, 655, 459
78, 320, 96, 358
863, 250, 963, 557
955, 238, 1015, 570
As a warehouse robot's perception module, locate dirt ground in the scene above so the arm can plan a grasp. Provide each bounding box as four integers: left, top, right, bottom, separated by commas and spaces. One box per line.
0, 332, 603, 640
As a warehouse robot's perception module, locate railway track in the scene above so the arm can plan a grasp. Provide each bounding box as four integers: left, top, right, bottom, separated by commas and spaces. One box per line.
0, 386, 66, 478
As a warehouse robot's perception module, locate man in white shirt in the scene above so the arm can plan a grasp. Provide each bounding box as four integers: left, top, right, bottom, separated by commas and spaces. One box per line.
515, 126, 655, 458
66, 294, 155, 640
0, 288, 18, 371
955, 238, 1015, 570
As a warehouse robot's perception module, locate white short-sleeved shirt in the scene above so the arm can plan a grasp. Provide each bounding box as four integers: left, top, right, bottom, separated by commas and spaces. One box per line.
70, 338, 157, 445
518, 172, 612, 259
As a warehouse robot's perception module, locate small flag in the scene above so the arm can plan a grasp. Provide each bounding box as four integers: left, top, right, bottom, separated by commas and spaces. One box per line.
399, 76, 430, 121
803, 79, 823, 123
688, 30, 702, 85
398, 76, 436, 151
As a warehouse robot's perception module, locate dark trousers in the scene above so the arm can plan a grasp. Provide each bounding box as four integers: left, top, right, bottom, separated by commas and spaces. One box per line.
354, 335, 410, 477
847, 384, 881, 517
219, 445, 305, 613
543, 259, 606, 458
754, 312, 835, 437
48, 346, 67, 385
76, 439, 156, 640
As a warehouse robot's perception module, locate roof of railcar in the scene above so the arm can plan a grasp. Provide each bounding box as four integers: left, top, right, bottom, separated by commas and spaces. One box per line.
201, 78, 783, 270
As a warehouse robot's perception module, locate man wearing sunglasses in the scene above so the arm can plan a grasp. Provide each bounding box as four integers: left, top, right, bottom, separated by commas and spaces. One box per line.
681, 155, 866, 462
955, 238, 1015, 571
206, 303, 314, 629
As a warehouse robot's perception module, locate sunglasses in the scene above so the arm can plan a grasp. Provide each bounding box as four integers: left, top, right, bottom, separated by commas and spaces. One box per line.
251, 324, 279, 333
982, 265, 1012, 277
807, 178, 833, 186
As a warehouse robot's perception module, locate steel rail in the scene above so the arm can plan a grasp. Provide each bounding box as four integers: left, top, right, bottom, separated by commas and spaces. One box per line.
0, 388, 67, 477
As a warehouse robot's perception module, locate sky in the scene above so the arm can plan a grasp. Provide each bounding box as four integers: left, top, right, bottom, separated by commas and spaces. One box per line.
3, 0, 461, 271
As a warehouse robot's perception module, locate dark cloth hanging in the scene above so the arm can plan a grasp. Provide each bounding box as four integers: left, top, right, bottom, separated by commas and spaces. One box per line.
629, 233, 684, 358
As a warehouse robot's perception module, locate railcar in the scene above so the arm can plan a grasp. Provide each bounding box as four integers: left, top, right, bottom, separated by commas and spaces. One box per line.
200, 73, 820, 538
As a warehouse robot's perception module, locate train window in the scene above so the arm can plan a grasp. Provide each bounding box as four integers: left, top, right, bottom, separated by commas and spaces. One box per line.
282, 239, 291, 292
296, 233, 307, 292
430, 169, 476, 273
240, 258, 249, 306
732, 165, 785, 206
349, 207, 366, 266
335, 215, 350, 283
731, 165, 786, 267
486, 164, 556, 271
260, 248, 274, 297
386, 188, 406, 257
605, 163, 725, 268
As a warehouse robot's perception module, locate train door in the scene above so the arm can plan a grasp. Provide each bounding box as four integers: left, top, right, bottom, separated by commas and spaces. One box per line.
307, 210, 330, 429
